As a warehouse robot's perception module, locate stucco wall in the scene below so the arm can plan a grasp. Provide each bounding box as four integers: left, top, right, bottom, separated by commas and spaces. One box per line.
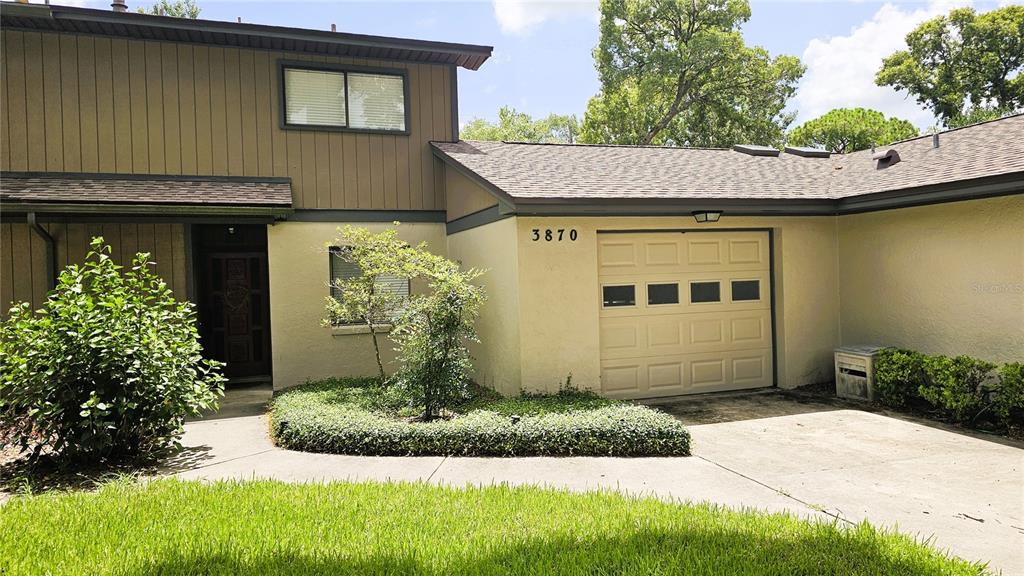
445, 217, 522, 395
838, 195, 1024, 363
267, 221, 447, 390
513, 216, 841, 393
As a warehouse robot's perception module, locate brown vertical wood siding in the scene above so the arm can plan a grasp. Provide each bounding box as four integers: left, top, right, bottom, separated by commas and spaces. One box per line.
0, 29, 455, 211
0, 222, 188, 311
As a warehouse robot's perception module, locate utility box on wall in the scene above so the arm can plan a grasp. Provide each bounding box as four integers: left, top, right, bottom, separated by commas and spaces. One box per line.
834, 345, 886, 401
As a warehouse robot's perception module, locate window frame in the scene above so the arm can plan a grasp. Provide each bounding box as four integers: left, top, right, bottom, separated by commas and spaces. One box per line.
278, 60, 412, 135
646, 282, 680, 307
730, 279, 761, 302
601, 284, 637, 308
688, 280, 722, 304
328, 246, 411, 326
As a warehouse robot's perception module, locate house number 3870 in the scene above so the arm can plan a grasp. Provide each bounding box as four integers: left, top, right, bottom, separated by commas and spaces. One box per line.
532, 228, 578, 242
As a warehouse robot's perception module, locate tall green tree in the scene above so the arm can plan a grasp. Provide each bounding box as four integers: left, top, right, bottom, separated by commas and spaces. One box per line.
788, 108, 919, 154
578, 0, 804, 147
461, 106, 579, 143
876, 6, 1024, 126
139, 0, 201, 18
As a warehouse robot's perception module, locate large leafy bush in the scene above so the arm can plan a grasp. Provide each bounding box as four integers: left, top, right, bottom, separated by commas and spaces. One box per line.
874, 349, 927, 408
0, 238, 225, 463
919, 355, 996, 424
993, 362, 1024, 429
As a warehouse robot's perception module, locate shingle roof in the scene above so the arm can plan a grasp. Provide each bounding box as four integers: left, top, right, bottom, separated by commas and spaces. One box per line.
432, 114, 1024, 203
1, 173, 293, 208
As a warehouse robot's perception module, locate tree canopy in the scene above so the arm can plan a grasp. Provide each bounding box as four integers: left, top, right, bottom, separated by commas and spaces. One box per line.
139, 0, 201, 18
461, 106, 579, 143
577, 0, 804, 147
788, 108, 919, 154
876, 5, 1024, 127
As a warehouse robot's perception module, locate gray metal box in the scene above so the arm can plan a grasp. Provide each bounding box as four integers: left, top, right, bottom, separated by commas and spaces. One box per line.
835, 345, 886, 401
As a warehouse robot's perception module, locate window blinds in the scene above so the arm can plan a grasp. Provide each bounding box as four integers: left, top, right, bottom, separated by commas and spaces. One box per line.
330, 249, 409, 303
347, 73, 406, 131
284, 68, 347, 127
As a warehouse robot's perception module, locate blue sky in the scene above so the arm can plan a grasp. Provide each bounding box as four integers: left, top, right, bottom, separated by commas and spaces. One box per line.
62, 0, 1010, 131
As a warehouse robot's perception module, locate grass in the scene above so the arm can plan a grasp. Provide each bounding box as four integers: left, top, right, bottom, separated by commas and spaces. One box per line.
0, 478, 987, 576
269, 378, 690, 457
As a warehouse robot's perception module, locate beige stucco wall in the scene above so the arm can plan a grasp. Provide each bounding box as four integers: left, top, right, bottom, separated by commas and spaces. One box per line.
267, 220, 448, 390
513, 216, 841, 392
838, 195, 1024, 363
445, 217, 522, 395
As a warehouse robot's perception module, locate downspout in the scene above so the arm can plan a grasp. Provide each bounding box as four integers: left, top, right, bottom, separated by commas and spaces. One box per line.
27, 212, 58, 290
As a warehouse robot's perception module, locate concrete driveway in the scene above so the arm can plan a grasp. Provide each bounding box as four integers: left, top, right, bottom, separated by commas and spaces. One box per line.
169, 387, 1024, 574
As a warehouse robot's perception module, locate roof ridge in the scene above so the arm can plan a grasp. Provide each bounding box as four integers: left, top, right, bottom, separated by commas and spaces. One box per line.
850, 111, 1024, 151
463, 140, 732, 151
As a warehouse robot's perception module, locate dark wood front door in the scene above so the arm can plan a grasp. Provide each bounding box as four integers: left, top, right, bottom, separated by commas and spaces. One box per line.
194, 224, 272, 382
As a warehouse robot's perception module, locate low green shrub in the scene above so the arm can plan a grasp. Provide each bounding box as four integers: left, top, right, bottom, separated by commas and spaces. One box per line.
993, 362, 1024, 428
270, 379, 690, 457
0, 238, 225, 463
873, 349, 927, 408
919, 355, 996, 424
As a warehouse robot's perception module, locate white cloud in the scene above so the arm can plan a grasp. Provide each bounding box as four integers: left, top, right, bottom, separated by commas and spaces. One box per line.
792, 0, 972, 130
492, 0, 597, 36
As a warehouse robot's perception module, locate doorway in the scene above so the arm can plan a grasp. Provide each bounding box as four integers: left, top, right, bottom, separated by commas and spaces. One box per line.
193, 224, 272, 384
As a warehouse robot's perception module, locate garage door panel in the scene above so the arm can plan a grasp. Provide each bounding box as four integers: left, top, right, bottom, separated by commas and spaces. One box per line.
690, 359, 726, 387
601, 364, 641, 393
687, 239, 723, 265
648, 362, 684, 389
600, 320, 640, 353
599, 230, 773, 398
600, 349, 773, 398
647, 321, 682, 349
645, 241, 681, 266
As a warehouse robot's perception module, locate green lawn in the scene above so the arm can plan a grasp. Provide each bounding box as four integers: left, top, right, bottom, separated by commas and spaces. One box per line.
0, 479, 985, 575
270, 378, 690, 456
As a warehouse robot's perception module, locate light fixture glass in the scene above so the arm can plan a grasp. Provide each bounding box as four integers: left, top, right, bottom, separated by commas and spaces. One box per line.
692, 211, 722, 223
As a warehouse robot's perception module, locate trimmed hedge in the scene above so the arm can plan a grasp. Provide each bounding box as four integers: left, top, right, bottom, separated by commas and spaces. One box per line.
270, 379, 691, 457
874, 349, 1022, 430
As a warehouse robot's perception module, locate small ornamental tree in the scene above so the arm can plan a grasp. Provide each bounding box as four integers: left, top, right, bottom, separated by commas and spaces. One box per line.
391, 258, 485, 420
324, 225, 433, 381
0, 238, 225, 464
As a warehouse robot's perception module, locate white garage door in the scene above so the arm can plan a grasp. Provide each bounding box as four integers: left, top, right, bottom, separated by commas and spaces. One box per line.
598, 230, 773, 399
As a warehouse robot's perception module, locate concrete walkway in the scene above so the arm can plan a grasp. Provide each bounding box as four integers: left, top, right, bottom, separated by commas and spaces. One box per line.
168, 387, 1024, 574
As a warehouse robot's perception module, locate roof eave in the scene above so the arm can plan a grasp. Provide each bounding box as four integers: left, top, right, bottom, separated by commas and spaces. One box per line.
0, 2, 493, 70
2, 201, 295, 219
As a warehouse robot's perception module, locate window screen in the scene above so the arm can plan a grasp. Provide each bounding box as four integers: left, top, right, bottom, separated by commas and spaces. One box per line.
647, 283, 679, 305
690, 281, 721, 303
732, 280, 760, 301
284, 68, 347, 127
329, 248, 409, 317
603, 285, 636, 307
348, 73, 406, 131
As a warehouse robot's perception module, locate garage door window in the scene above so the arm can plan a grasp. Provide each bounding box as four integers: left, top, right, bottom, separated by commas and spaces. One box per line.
647, 283, 679, 305
690, 281, 720, 303
731, 280, 760, 301
603, 285, 636, 307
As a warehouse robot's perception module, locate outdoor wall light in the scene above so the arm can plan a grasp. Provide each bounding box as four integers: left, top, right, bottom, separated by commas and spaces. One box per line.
692, 211, 723, 223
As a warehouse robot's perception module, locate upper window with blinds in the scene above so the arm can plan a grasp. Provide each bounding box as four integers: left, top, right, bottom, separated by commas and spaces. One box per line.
281, 64, 408, 133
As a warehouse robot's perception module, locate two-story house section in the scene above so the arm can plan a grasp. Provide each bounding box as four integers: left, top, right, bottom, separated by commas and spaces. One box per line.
0, 2, 492, 387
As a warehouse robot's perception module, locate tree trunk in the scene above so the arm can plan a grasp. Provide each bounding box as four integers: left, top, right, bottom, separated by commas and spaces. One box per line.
642, 72, 690, 145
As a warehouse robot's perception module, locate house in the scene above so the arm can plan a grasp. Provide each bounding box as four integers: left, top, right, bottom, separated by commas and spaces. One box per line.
1, 4, 1021, 399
